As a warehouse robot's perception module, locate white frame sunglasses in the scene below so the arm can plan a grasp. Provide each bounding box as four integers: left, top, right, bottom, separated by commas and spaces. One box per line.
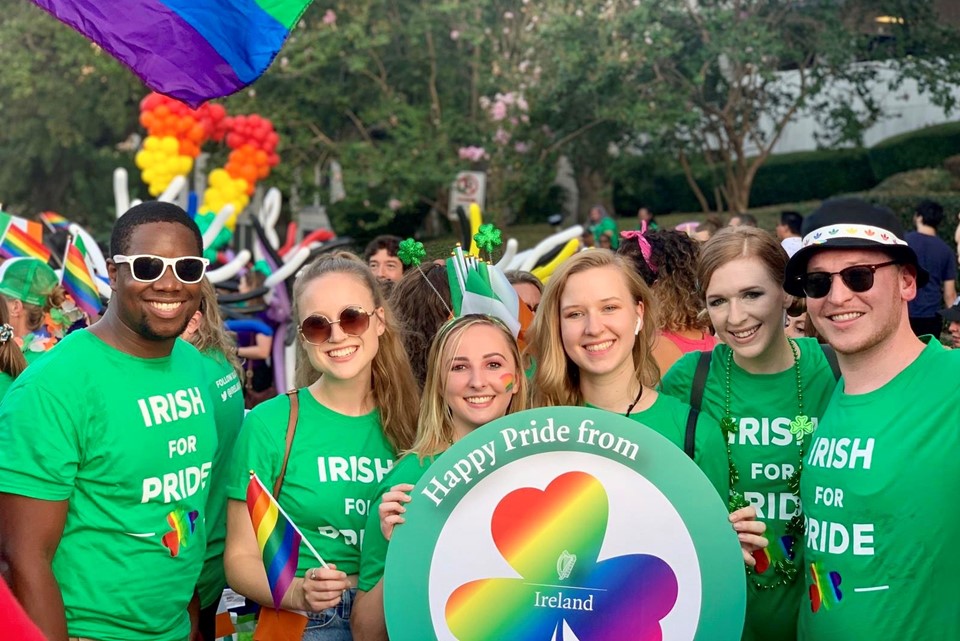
112, 254, 210, 284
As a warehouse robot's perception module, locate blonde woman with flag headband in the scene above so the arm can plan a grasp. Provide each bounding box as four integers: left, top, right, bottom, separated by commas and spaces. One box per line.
350, 239, 530, 640
525, 249, 767, 565
224, 252, 419, 640
660, 226, 839, 641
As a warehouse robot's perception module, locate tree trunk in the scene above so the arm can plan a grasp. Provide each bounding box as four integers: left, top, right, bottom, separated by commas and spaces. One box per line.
575, 166, 613, 225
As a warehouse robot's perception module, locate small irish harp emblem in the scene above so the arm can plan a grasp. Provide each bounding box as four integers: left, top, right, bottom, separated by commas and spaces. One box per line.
557, 549, 577, 580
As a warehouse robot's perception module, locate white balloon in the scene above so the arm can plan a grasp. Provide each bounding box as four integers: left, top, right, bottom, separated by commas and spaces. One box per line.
95, 276, 112, 300
507, 248, 533, 271
202, 204, 235, 250
158, 175, 187, 203
260, 188, 283, 250
113, 168, 129, 218
283, 340, 296, 394
129, 198, 143, 209
495, 238, 519, 270
68, 223, 108, 278
519, 225, 584, 272
206, 249, 251, 284
264, 247, 310, 290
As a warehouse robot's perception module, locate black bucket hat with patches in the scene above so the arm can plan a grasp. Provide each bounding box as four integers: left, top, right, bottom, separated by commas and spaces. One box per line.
783, 197, 929, 297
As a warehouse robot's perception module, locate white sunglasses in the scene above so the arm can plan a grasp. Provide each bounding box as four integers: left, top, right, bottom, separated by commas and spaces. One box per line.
113, 254, 209, 284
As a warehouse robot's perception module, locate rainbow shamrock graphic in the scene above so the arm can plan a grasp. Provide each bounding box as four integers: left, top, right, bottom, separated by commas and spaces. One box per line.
445, 471, 678, 640
161, 506, 199, 557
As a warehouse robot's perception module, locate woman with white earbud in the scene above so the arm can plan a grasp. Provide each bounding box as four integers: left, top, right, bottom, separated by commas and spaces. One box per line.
526, 250, 730, 499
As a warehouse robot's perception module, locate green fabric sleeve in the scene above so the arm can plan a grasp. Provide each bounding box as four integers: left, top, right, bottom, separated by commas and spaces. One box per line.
226, 398, 286, 501
660, 349, 699, 404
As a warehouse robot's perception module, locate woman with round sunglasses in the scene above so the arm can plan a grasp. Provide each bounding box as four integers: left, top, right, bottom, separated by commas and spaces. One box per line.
525, 250, 766, 564
225, 253, 419, 640
350, 314, 529, 641
660, 227, 839, 641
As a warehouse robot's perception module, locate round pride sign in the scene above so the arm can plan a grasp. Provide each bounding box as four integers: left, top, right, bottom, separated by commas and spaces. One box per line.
384, 407, 746, 640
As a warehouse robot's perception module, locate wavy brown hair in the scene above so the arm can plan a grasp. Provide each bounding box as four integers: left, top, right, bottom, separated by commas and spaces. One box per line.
184, 278, 242, 374
0, 294, 26, 379
23, 285, 67, 332
388, 262, 452, 389
526, 250, 660, 408
292, 252, 419, 451
619, 230, 709, 333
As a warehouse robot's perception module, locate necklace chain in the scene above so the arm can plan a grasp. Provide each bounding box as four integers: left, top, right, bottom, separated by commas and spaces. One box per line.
722, 338, 810, 590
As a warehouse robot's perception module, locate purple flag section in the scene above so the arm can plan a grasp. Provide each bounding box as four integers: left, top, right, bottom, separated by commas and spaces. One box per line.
31, 0, 280, 107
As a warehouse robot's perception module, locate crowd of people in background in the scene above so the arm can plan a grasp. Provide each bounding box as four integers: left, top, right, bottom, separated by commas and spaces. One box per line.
1, 195, 958, 641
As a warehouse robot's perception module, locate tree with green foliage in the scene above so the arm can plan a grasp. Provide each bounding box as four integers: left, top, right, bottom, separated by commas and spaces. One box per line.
0, 3, 142, 233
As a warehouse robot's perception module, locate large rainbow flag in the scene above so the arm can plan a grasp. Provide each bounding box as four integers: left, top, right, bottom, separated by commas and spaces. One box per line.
31, 0, 315, 107
61, 236, 103, 318
246, 472, 302, 609
0, 212, 52, 263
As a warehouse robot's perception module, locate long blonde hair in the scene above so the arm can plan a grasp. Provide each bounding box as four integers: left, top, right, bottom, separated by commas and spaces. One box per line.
410, 315, 529, 458
527, 250, 660, 407
0, 293, 26, 379
292, 252, 419, 451
184, 278, 242, 374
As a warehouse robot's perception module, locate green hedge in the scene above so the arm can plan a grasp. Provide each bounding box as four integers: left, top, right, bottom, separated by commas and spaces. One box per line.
857, 192, 960, 248
868, 122, 960, 181
614, 121, 960, 215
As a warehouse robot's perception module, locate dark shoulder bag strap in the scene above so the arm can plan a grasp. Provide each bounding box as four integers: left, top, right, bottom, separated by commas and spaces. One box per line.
273, 389, 300, 499
819, 343, 841, 381
684, 350, 713, 460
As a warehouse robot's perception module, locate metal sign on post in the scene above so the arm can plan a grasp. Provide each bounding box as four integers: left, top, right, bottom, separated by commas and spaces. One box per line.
448, 171, 486, 220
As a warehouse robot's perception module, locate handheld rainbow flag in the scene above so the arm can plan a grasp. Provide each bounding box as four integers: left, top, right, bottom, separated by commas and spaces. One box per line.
246, 472, 326, 609
0, 212, 52, 263
61, 236, 103, 317
39, 211, 71, 233
31, 0, 315, 107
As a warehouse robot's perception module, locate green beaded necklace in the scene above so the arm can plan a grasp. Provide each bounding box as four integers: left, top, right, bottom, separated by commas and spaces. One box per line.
721, 338, 813, 589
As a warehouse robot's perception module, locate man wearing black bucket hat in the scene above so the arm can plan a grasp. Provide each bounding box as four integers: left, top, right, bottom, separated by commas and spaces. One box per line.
785, 198, 960, 641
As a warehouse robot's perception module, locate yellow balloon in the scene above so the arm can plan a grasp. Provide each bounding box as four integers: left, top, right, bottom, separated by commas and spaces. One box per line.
467, 202, 483, 256
531, 238, 580, 283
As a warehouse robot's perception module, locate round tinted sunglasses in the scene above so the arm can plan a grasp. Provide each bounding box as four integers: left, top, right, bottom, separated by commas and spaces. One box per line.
113, 254, 209, 284
799, 260, 898, 299
299, 306, 377, 345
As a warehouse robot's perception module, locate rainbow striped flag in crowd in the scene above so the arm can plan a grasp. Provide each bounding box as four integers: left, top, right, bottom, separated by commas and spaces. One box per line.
61, 236, 103, 317
0, 212, 52, 263
31, 0, 314, 107
246, 472, 302, 609
39, 211, 71, 232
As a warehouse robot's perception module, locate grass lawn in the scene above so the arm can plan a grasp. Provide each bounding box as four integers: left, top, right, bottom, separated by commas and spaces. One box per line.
415, 200, 821, 263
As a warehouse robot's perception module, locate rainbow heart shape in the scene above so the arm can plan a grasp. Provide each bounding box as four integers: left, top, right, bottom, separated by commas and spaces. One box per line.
445, 471, 678, 641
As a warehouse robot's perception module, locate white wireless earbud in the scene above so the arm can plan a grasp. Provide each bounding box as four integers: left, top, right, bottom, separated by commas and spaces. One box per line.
635, 318, 642, 336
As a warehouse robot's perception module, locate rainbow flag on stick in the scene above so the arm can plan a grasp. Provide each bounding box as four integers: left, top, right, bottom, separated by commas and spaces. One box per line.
61, 236, 103, 317
0, 212, 52, 263
32, 0, 314, 107
39, 211, 71, 233
246, 472, 326, 609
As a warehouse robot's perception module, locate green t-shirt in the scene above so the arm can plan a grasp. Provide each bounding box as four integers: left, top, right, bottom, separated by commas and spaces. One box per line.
227, 388, 396, 577
591, 217, 619, 249
799, 339, 960, 641
0, 330, 217, 641
196, 350, 245, 608
662, 338, 839, 641
358, 452, 439, 592
0, 371, 14, 401
622, 392, 729, 499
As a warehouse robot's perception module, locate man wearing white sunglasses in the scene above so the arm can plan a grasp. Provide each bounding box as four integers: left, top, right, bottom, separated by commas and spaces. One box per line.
784, 198, 960, 641
0, 201, 217, 641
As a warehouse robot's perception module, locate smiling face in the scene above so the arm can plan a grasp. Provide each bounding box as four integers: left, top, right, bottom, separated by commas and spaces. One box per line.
298, 272, 385, 381
705, 256, 790, 362
805, 249, 913, 356
559, 265, 643, 380
368, 248, 404, 283
108, 222, 203, 346
444, 323, 519, 434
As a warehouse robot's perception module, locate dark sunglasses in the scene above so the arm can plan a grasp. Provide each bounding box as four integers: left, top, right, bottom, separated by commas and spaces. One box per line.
299, 306, 376, 345
113, 254, 209, 284
799, 260, 898, 299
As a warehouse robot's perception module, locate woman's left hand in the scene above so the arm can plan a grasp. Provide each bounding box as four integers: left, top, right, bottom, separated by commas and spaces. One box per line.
729, 506, 768, 566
